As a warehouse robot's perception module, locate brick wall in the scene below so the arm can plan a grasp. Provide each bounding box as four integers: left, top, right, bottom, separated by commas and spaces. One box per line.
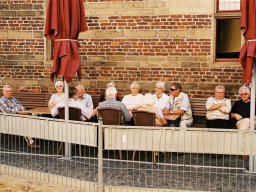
0, 0, 243, 99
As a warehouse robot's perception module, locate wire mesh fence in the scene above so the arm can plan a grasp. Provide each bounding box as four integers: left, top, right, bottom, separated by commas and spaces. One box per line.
0, 113, 256, 191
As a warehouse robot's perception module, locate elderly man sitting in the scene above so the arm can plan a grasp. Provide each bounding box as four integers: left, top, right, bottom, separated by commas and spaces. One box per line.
76, 84, 93, 110
51, 87, 92, 121
230, 86, 254, 130
0, 85, 39, 148
97, 86, 132, 124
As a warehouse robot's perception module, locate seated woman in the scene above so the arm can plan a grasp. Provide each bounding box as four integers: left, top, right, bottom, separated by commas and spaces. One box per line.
153, 81, 170, 112
48, 81, 65, 109
206, 85, 231, 128
137, 93, 167, 126
122, 81, 143, 112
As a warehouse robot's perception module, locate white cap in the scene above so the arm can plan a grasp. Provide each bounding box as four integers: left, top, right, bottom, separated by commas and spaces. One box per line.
55, 81, 63, 87
107, 81, 115, 87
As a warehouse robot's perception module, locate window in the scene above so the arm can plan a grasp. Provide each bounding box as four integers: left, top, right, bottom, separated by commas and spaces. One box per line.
217, 0, 241, 12
215, 0, 242, 62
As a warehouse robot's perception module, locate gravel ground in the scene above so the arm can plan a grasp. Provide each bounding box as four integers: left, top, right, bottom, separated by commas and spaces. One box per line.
1, 135, 256, 191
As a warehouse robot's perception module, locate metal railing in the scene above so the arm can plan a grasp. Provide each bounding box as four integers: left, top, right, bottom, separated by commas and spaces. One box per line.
0, 112, 256, 191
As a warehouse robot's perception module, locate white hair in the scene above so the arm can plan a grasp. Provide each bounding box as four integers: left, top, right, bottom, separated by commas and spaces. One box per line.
76, 84, 85, 91
105, 87, 117, 99
3, 85, 12, 92
141, 93, 155, 106
55, 81, 63, 87
215, 85, 225, 92
155, 81, 165, 90
239, 86, 250, 95
130, 81, 140, 89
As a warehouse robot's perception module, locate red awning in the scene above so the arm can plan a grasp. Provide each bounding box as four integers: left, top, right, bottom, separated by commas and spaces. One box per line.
239, 0, 256, 85
44, 0, 87, 83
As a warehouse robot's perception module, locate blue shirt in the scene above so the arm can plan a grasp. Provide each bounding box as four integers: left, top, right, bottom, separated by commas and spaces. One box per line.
0, 96, 25, 113
98, 98, 132, 123
76, 93, 93, 110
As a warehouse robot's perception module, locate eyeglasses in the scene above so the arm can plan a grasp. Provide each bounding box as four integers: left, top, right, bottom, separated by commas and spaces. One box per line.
240, 93, 248, 96
170, 88, 177, 91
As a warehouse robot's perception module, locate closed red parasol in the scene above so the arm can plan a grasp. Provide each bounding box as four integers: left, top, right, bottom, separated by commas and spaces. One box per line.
239, 0, 256, 85
44, 0, 87, 83
239, 0, 256, 172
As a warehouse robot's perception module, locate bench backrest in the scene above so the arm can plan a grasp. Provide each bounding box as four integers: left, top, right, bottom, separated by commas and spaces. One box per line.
12, 92, 46, 109
190, 98, 208, 117
92, 95, 209, 117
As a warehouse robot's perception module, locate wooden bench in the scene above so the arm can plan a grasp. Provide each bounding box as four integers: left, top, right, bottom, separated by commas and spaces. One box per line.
0, 92, 50, 110
12, 92, 47, 109
190, 98, 236, 127
190, 98, 207, 127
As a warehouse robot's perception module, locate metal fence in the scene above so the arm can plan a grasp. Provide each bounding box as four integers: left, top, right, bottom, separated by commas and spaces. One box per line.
1, 112, 256, 191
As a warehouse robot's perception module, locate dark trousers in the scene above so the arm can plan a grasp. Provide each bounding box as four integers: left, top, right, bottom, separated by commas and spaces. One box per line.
206, 119, 229, 129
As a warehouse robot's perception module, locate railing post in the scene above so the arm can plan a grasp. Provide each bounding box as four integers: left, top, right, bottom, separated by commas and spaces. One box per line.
64, 80, 71, 159
250, 61, 256, 172
98, 118, 103, 192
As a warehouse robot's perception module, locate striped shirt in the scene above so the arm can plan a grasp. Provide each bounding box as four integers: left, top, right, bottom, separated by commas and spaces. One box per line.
0, 96, 25, 113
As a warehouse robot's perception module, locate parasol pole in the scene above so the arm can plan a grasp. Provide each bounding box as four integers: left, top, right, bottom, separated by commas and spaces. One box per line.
64, 79, 71, 158
249, 60, 256, 172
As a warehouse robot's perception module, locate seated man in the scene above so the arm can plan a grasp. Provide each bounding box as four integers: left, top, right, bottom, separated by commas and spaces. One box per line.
230, 86, 254, 130
0, 85, 39, 148
163, 82, 193, 128
206, 85, 231, 128
76, 84, 93, 110
97, 87, 132, 124
51, 87, 92, 121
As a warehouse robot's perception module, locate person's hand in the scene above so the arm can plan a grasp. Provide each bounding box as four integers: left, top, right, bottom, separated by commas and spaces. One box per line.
162, 108, 169, 115
16, 111, 27, 115
234, 113, 242, 121
217, 108, 223, 113
48, 102, 56, 109
91, 109, 97, 117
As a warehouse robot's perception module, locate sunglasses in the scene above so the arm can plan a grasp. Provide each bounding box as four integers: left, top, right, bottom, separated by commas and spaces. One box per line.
170, 88, 177, 91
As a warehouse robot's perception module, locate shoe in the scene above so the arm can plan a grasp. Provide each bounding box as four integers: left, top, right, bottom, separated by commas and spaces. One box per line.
29, 143, 40, 149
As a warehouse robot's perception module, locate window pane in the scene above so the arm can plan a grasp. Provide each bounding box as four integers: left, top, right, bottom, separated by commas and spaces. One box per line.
218, 0, 240, 11
216, 18, 241, 59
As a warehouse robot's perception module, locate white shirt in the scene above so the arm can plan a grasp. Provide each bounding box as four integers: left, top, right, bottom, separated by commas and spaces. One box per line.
206, 97, 231, 120
153, 93, 170, 110
51, 98, 92, 120
122, 94, 143, 110
76, 93, 93, 110
49, 93, 65, 105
